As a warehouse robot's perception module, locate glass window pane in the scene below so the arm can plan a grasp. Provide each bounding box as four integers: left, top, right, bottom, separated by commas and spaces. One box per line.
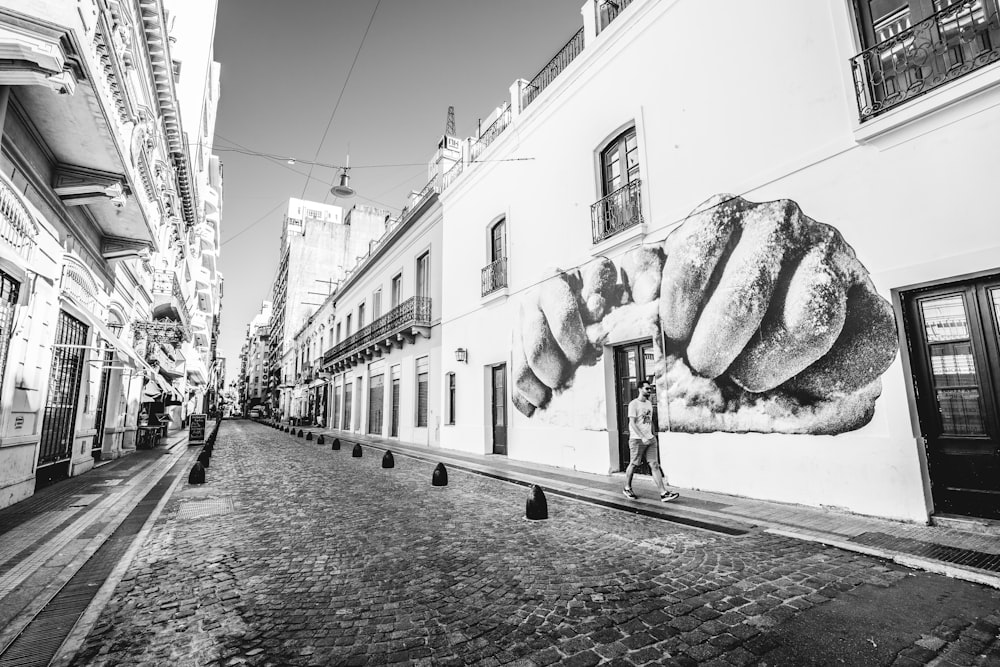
930, 342, 978, 386
936, 388, 987, 436
921, 294, 969, 342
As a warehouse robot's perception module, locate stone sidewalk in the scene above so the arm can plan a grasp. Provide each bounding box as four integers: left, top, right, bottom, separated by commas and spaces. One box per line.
274, 420, 1000, 591
0, 430, 193, 660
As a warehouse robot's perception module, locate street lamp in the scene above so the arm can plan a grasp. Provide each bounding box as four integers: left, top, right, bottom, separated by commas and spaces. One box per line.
454, 348, 467, 363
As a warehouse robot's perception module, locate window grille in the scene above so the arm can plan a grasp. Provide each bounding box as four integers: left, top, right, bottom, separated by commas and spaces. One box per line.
39, 311, 88, 466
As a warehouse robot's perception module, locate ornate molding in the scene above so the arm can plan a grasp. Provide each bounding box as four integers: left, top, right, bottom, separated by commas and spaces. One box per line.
101, 235, 151, 262
53, 164, 128, 208
0, 20, 78, 94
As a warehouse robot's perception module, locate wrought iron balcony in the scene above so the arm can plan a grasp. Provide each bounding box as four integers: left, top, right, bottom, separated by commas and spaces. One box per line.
323, 296, 433, 371
597, 0, 635, 33
591, 179, 644, 244
481, 258, 508, 297
851, 0, 1000, 122
470, 104, 512, 161
442, 157, 464, 190
521, 27, 586, 110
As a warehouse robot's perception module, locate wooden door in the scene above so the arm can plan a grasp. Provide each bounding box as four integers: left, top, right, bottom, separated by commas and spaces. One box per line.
614, 340, 657, 473
492, 364, 507, 455
903, 276, 1000, 519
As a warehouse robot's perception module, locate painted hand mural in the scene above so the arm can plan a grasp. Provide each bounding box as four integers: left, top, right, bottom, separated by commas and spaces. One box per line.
511, 194, 899, 435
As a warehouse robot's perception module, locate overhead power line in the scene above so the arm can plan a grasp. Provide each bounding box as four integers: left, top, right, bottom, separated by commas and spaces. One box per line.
299, 0, 382, 200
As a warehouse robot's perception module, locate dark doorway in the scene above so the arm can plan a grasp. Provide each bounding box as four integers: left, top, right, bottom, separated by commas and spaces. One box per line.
368, 374, 384, 435
491, 364, 507, 455
902, 275, 1000, 519
390, 367, 400, 437
343, 383, 353, 432
92, 348, 114, 460
38, 311, 88, 487
614, 339, 657, 474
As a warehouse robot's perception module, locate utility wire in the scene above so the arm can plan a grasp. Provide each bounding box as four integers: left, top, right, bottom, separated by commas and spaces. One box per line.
299, 0, 382, 200
212, 144, 534, 169
220, 199, 286, 247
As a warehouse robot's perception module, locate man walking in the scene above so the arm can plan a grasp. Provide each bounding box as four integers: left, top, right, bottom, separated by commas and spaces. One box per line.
623, 381, 679, 502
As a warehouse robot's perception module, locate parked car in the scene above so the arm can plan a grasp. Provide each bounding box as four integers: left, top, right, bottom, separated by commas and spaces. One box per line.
249, 407, 263, 419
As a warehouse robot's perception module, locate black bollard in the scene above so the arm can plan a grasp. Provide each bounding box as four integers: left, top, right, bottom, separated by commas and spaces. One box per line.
351, 443, 362, 457
188, 461, 205, 484
317, 434, 325, 445
525, 485, 548, 520
331, 437, 340, 451
297, 429, 304, 438
381, 450, 394, 468
198, 450, 211, 468
306, 431, 313, 441
432, 462, 448, 487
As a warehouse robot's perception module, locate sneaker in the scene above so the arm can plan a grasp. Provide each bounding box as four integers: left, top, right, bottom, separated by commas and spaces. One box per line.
660, 491, 679, 503
622, 487, 638, 500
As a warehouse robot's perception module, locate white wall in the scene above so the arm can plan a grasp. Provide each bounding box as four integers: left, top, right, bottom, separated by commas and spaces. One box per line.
439, 0, 1000, 521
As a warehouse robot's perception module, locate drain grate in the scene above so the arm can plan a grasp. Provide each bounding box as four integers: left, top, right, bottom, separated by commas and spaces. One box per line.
0, 452, 193, 667
176, 497, 234, 520
850, 532, 1000, 572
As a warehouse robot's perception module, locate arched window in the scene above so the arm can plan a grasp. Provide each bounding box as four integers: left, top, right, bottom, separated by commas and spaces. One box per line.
490, 218, 506, 262
482, 218, 508, 297
600, 127, 639, 196
593, 125, 643, 243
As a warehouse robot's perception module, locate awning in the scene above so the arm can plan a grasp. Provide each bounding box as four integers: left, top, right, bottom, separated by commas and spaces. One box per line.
308, 377, 327, 389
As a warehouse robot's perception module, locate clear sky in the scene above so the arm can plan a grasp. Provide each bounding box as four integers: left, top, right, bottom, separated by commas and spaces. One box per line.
214, 0, 587, 378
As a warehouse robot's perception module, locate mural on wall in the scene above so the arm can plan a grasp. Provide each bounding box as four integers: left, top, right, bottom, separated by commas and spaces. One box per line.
511, 194, 899, 435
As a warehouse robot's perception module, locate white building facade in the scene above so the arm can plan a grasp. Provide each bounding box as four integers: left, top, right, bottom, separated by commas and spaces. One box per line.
0, 0, 220, 506
438, 0, 1000, 523
322, 181, 443, 448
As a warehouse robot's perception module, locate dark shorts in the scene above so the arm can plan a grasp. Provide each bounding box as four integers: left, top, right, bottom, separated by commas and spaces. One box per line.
628, 438, 659, 467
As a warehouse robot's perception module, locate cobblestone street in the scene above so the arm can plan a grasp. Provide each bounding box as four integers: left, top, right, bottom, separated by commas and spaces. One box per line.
69, 422, 1000, 666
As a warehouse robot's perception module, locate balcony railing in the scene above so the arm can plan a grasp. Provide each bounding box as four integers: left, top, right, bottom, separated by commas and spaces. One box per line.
470, 104, 512, 162
597, 0, 635, 34
521, 27, 586, 110
851, 0, 1000, 121
591, 179, 644, 244
324, 296, 432, 366
0, 174, 39, 261
442, 157, 464, 190
481, 258, 508, 297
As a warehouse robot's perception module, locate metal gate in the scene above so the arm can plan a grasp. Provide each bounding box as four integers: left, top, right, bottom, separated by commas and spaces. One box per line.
38, 311, 89, 466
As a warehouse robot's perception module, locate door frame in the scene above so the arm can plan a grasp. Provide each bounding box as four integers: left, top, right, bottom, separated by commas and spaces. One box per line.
490, 363, 508, 456
893, 267, 1000, 518
611, 338, 658, 474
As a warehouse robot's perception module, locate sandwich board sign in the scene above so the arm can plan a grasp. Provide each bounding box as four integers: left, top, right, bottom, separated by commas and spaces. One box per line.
189, 413, 207, 445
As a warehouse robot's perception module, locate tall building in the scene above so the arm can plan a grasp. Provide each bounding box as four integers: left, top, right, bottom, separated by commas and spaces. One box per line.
0, 0, 220, 506
239, 300, 272, 413
265, 200, 386, 417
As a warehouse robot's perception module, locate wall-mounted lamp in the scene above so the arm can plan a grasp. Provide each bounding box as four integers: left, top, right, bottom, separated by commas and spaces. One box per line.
454, 348, 467, 363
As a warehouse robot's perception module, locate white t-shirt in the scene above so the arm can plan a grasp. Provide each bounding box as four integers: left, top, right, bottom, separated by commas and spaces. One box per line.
628, 397, 654, 440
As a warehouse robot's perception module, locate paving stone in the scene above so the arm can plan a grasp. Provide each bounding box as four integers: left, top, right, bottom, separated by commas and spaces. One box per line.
63, 422, 1000, 667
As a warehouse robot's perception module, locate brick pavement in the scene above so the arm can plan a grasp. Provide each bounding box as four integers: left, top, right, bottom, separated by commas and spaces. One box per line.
68, 422, 1000, 666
